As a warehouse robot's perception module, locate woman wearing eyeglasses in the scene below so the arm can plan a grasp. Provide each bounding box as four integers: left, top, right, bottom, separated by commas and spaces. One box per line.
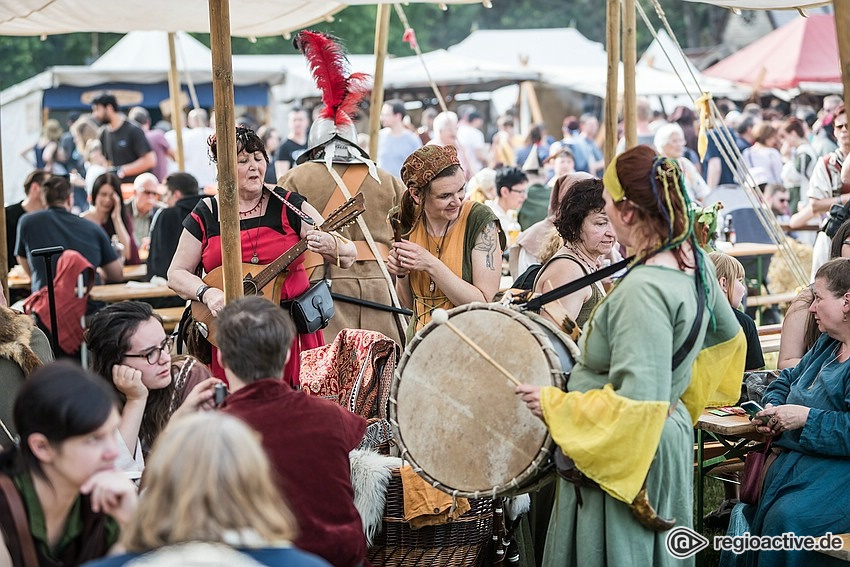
85, 301, 221, 475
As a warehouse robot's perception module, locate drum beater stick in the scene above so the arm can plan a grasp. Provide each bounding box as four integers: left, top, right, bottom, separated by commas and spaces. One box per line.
430, 309, 522, 387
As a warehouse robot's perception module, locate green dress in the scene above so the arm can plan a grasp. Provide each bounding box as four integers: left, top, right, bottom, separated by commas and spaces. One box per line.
541, 261, 744, 567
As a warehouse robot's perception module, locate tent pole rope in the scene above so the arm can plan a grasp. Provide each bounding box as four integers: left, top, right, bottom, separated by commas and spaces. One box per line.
635, 0, 808, 288
392, 3, 448, 112
176, 33, 200, 110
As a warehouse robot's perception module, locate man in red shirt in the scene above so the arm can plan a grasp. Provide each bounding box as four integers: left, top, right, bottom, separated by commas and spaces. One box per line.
217, 297, 367, 567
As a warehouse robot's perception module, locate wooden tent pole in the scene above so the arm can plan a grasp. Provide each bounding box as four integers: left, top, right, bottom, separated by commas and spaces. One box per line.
208, 0, 242, 303
835, 0, 850, 105
369, 4, 391, 160
604, 0, 620, 164
622, 0, 637, 150
167, 32, 186, 172
0, 106, 7, 305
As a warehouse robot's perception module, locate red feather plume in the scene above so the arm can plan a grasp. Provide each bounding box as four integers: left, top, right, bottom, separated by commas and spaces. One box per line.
295, 31, 370, 125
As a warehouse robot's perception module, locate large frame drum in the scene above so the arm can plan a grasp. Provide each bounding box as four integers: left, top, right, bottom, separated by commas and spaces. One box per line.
390, 303, 578, 498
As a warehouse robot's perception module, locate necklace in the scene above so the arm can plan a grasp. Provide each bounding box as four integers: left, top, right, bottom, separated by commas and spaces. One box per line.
244, 216, 263, 264
239, 191, 265, 217
566, 243, 598, 273
424, 218, 452, 293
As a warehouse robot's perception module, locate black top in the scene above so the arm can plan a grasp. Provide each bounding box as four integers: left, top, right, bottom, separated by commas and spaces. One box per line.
146, 194, 205, 280
5, 201, 25, 269
275, 138, 308, 169
734, 308, 765, 371
98, 121, 152, 182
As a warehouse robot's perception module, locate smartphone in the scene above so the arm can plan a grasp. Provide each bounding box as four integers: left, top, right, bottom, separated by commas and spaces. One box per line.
213, 383, 228, 407
740, 400, 765, 421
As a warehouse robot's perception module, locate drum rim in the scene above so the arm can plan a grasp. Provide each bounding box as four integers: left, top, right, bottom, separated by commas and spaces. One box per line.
389, 301, 576, 498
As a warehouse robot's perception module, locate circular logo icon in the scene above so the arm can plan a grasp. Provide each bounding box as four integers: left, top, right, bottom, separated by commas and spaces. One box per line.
665, 526, 709, 559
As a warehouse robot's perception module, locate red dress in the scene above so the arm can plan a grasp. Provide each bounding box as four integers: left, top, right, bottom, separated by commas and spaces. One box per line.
183, 188, 323, 386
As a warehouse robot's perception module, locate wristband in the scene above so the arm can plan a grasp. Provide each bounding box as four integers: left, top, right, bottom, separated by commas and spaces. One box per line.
196, 284, 211, 303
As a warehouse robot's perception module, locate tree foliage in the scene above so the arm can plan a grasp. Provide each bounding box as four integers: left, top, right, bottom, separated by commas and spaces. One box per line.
0, 0, 727, 90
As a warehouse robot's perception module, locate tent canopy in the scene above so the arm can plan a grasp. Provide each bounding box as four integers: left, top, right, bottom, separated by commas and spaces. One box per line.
703, 14, 839, 90
684, 0, 829, 9
0, 1, 482, 37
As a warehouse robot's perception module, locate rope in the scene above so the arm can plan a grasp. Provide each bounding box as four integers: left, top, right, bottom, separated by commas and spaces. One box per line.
175, 33, 200, 110
392, 3, 448, 112
634, 0, 809, 289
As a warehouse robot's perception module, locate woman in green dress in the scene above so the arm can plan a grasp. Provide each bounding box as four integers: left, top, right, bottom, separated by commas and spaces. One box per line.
516, 145, 746, 566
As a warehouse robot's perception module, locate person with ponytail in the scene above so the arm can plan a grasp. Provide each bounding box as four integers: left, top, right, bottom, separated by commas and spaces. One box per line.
0, 362, 138, 566
515, 145, 746, 566
388, 144, 506, 337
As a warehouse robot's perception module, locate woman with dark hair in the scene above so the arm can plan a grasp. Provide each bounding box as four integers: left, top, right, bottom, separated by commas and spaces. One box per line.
533, 178, 615, 329
722, 258, 850, 567
167, 127, 356, 387
516, 145, 745, 566
388, 144, 506, 336
82, 173, 140, 265
777, 218, 850, 369
0, 361, 138, 566
85, 301, 218, 474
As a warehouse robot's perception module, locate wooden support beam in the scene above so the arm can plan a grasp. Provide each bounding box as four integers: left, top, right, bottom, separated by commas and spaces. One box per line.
167, 32, 185, 172
208, 0, 242, 303
369, 4, 392, 160
605, 0, 621, 164
622, 0, 637, 150
835, 0, 850, 106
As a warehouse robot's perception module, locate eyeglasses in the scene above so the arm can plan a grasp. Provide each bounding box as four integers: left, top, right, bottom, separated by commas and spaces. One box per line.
142, 190, 160, 197
835, 123, 848, 131
509, 188, 528, 195
124, 336, 173, 365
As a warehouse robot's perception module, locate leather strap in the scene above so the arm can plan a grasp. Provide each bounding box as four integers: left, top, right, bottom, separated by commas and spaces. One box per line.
304, 241, 391, 273
0, 474, 39, 567
304, 166, 371, 278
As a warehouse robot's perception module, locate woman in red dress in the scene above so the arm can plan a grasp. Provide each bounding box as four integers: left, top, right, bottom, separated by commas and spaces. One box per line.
168, 127, 356, 386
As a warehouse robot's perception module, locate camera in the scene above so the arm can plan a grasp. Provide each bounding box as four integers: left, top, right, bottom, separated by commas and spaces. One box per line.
822, 201, 850, 238
213, 383, 228, 407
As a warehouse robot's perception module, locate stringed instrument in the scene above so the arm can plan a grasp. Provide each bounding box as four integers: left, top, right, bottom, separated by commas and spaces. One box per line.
192, 192, 365, 346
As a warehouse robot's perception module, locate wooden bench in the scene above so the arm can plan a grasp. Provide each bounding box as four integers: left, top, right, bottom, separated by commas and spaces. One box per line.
757, 323, 782, 336
154, 306, 185, 333
746, 291, 796, 308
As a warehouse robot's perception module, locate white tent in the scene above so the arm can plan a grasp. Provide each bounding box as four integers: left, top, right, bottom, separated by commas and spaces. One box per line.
1, 31, 286, 202
0, 1, 483, 37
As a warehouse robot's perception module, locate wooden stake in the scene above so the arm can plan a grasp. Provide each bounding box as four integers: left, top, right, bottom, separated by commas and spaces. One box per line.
622, 0, 637, 150
0, 105, 7, 305
208, 0, 243, 303
369, 4, 391, 160
167, 32, 185, 172
835, 0, 850, 106
605, 0, 620, 165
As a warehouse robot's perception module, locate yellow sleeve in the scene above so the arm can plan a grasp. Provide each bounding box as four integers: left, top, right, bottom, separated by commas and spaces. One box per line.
541, 384, 669, 504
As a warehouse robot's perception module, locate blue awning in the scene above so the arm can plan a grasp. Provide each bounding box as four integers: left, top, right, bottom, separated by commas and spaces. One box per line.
42, 82, 268, 109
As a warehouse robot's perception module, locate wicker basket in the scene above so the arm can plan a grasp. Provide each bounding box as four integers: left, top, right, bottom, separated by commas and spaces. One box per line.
368, 468, 495, 567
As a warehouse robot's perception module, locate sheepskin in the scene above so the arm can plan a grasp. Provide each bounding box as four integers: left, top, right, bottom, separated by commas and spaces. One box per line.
349, 449, 401, 546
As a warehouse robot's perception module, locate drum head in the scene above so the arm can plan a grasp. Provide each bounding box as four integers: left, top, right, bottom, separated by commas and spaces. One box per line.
393, 304, 566, 497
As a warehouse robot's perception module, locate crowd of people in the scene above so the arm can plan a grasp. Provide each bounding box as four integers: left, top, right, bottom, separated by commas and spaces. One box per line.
3, 30, 850, 565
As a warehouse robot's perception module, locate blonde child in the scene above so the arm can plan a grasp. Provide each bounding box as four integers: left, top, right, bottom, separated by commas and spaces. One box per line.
709, 251, 764, 371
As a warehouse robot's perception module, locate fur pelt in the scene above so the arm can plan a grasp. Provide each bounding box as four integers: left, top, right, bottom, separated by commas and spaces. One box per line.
349, 449, 401, 546
505, 494, 531, 521
0, 307, 43, 375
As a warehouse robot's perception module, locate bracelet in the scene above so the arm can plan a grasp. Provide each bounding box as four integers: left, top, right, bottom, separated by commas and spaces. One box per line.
196, 284, 212, 303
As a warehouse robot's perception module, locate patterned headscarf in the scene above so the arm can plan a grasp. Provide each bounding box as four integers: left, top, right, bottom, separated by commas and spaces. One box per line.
400, 145, 461, 193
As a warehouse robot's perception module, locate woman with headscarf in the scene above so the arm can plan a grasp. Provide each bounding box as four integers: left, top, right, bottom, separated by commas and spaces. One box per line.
388, 145, 506, 337
516, 145, 746, 567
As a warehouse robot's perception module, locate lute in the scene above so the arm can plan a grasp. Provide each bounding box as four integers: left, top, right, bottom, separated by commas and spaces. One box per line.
191, 192, 365, 346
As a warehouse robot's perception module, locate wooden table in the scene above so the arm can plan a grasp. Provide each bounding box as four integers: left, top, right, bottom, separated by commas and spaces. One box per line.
723, 242, 779, 258
8, 264, 148, 291
819, 533, 850, 561
695, 411, 767, 534
90, 282, 176, 303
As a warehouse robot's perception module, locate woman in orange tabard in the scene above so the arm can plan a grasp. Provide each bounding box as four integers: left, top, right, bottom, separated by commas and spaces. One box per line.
388, 145, 506, 337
